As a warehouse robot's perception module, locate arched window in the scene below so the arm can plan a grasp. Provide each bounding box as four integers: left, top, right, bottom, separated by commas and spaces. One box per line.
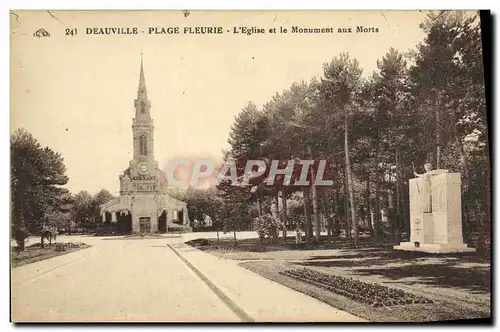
139, 134, 148, 155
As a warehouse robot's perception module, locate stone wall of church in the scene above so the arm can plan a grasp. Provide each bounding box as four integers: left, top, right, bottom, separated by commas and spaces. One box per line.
131, 195, 159, 233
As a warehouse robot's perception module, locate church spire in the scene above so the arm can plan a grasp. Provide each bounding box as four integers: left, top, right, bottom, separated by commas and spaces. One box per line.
138, 52, 147, 99
134, 53, 151, 115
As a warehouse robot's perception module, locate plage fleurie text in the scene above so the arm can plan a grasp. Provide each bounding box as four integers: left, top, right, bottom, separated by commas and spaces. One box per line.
84, 26, 379, 35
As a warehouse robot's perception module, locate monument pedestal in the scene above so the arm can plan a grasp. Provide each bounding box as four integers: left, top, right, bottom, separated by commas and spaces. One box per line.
394, 172, 475, 254
393, 242, 475, 253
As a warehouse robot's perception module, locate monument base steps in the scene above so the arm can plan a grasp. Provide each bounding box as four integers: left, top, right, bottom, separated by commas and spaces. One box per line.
393, 242, 476, 254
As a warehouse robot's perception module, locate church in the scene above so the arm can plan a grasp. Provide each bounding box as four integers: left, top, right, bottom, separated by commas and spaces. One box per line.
100, 57, 190, 234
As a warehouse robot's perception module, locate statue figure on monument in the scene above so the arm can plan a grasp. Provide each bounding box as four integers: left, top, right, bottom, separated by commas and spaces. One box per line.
413, 162, 448, 213
395, 162, 474, 253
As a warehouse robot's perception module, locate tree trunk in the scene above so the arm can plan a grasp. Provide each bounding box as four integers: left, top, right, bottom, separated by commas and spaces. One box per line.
359, 206, 365, 233
365, 174, 373, 234
449, 103, 473, 244
345, 109, 358, 246
334, 185, 341, 239
312, 182, 320, 242
273, 191, 279, 218
303, 187, 313, 240
14, 223, 27, 251
374, 145, 382, 242
395, 148, 402, 244
343, 168, 351, 241
256, 196, 262, 218
307, 147, 321, 242
387, 187, 395, 242
40, 234, 45, 249
259, 186, 267, 215
450, 104, 471, 189
485, 133, 491, 253
15, 225, 26, 251
435, 101, 441, 169
281, 188, 287, 242
327, 205, 334, 238
455, 134, 470, 188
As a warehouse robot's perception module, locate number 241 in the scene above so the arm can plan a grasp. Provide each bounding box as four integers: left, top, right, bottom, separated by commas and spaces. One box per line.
65, 28, 77, 36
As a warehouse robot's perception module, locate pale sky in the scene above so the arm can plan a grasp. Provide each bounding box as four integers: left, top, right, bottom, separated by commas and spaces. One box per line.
11, 10, 433, 195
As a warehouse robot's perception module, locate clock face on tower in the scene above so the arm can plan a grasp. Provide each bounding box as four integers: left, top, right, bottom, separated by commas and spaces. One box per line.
138, 163, 148, 174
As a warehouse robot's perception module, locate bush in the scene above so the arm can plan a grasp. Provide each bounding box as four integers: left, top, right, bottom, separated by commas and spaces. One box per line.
166, 224, 192, 233
186, 238, 212, 246
254, 214, 285, 244
94, 226, 118, 236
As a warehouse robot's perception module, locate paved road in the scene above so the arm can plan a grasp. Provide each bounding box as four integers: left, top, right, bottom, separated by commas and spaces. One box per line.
11, 235, 240, 322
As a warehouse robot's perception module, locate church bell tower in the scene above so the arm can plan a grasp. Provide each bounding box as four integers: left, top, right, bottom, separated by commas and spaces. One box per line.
131, 55, 155, 177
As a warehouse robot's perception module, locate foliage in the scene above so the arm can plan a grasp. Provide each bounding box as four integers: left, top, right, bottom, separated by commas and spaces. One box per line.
71, 189, 115, 230
11, 128, 69, 249
165, 224, 192, 233
222, 11, 489, 249
254, 214, 285, 243
169, 187, 225, 229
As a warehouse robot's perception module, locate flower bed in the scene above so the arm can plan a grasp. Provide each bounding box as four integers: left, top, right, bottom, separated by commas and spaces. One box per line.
24, 242, 87, 249
11, 242, 91, 267
280, 268, 434, 307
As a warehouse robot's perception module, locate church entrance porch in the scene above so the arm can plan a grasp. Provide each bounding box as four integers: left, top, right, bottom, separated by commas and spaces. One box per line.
131, 195, 159, 233
139, 217, 151, 234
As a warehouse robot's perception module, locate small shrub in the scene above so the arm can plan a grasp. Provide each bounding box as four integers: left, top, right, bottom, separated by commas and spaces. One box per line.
166, 224, 192, 233
94, 227, 118, 236
254, 214, 285, 244
187, 238, 212, 246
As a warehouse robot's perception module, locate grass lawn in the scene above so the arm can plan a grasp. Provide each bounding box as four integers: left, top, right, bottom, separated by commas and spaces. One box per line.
11, 242, 91, 268
186, 236, 491, 322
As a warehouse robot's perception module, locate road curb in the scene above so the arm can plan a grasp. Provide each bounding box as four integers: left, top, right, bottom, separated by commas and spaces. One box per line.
167, 244, 254, 323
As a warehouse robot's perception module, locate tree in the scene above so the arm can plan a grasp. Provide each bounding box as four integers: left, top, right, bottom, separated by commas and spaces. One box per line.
91, 189, 114, 222
367, 48, 415, 242
219, 11, 489, 252
319, 53, 363, 246
11, 128, 69, 250
227, 102, 269, 161
45, 187, 73, 232
72, 190, 94, 232
409, 11, 489, 249
219, 102, 270, 234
